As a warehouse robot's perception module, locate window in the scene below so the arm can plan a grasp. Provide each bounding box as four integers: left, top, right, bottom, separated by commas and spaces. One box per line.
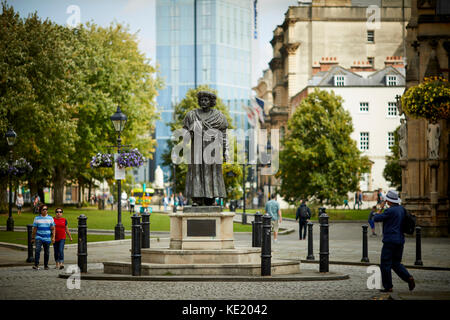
334, 75, 345, 86
388, 132, 395, 150
367, 30, 374, 43
386, 75, 397, 86
387, 102, 397, 116
368, 57, 374, 68
360, 132, 369, 151
359, 102, 369, 112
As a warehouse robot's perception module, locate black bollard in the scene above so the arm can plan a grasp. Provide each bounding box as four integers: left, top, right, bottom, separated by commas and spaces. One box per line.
141, 211, 150, 249
77, 214, 88, 273
254, 211, 263, 248
131, 213, 142, 276
415, 226, 423, 266
26, 224, 34, 263
319, 209, 329, 273
242, 211, 247, 224
306, 221, 314, 260
361, 225, 370, 263
261, 214, 272, 276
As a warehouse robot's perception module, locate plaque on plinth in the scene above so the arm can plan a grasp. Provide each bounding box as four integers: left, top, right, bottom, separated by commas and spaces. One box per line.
169, 206, 235, 250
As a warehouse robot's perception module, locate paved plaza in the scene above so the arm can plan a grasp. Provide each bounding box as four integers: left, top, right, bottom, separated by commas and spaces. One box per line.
1, 215, 449, 301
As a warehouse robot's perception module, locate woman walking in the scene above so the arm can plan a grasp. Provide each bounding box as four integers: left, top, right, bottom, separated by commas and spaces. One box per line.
53, 208, 72, 269
15, 193, 24, 215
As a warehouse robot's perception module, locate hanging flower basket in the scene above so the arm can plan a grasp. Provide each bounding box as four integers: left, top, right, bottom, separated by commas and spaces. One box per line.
0, 158, 33, 178
90, 149, 145, 169
90, 153, 114, 168
116, 148, 145, 169
14, 158, 33, 176
402, 77, 450, 122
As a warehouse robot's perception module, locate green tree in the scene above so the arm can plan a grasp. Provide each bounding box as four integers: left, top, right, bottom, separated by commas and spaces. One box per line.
0, 3, 79, 206
383, 126, 402, 191
278, 89, 370, 206
0, 4, 161, 207
161, 85, 242, 199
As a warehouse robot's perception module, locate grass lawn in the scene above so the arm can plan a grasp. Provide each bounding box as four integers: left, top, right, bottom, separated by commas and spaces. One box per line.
0, 206, 252, 236
236, 208, 371, 221
0, 230, 131, 246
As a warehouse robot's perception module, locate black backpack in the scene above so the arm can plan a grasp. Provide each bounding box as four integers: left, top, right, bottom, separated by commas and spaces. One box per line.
300, 206, 309, 219
402, 208, 416, 235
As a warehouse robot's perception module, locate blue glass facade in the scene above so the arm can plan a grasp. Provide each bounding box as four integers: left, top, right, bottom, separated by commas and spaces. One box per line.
153, 0, 253, 182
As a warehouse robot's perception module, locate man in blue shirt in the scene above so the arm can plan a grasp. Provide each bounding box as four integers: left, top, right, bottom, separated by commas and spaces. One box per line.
374, 190, 415, 292
31, 204, 55, 270
265, 193, 282, 243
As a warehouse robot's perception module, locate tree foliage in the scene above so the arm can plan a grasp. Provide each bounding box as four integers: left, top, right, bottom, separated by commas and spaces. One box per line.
383, 126, 402, 191
278, 89, 370, 206
0, 3, 161, 207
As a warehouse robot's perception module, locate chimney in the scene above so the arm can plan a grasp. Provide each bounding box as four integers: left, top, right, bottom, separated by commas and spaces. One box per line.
350, 60, 375, 72
318, 57, 339, 72
384, 56, 404, 69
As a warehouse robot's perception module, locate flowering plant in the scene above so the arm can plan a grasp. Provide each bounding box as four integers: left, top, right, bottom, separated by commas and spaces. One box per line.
402, 77, 450, 122
90, 153, 113, 168
0, 158, 32, 177
116, 148, 145, 169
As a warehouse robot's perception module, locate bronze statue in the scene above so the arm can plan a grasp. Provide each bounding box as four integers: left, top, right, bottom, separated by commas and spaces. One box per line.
183, 91, 228, 206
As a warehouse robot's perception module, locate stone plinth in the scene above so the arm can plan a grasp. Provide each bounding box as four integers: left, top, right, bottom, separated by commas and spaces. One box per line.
141, 248, 261, 264
169, 206, 235, 250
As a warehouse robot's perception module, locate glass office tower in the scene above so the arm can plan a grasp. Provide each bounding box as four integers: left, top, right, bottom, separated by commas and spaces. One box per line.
153, 0, 253, 182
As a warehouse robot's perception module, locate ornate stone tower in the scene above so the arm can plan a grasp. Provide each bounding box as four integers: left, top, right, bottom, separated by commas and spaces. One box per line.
402, 0, 450, 237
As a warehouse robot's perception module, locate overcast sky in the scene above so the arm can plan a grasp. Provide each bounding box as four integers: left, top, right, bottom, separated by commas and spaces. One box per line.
8, 0, 297, 87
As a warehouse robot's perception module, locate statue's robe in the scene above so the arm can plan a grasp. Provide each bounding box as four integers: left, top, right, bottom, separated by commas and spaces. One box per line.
183, 108, 228, 199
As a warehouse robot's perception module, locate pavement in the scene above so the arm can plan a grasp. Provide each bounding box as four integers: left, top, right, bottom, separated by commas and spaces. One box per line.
0, 211, 450, 301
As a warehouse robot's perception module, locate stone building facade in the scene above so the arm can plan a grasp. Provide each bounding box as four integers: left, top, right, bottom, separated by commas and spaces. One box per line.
255, 0, 411, 193
401, 0, 450, 237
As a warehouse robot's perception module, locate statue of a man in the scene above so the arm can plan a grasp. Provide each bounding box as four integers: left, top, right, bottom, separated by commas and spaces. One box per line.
427, 121, 440, 160
398, 118, 407, 160
183, 91, 228, 206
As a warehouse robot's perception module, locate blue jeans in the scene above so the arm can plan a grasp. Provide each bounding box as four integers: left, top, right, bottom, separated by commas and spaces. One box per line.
35, 239, 50, 267
380, 242, 411, 290
53, 239, 66, 263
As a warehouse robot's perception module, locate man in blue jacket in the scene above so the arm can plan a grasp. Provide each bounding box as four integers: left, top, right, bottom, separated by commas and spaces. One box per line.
374, 190, 415, 293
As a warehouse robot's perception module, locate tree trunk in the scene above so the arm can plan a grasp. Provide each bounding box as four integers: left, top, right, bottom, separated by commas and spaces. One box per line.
77, 179, 82, 208
0, 179, 7, 214
53, 166, 66, 206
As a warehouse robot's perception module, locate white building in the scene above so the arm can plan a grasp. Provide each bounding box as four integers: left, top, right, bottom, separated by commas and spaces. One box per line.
291, 63, 405, 192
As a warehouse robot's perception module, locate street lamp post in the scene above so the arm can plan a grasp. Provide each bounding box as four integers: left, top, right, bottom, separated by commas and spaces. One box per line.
6, 127, 17, 232
110, 106, 127, 240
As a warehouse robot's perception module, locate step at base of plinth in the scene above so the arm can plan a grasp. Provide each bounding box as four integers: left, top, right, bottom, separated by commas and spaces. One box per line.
103, 260, 300, 276
141, 247, 261, 265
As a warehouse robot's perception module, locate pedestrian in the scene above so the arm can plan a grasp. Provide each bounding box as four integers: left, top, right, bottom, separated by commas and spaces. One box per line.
373, 190, 415, 293
359, 191, 363, 209
32, 193, 40, 214
265, 193, 282, 243
163, 193, 169, 211
53, 208, 73, 270
15, 193, 24, 216
178, 192, 184, 209
377, 188, 384, 205
129, 194, 136, 213
31, 204, 55, 270
368, 206, 377, 236
108, 194, 114, 210
295, 199, 311, 240
343, 198, 350, 209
